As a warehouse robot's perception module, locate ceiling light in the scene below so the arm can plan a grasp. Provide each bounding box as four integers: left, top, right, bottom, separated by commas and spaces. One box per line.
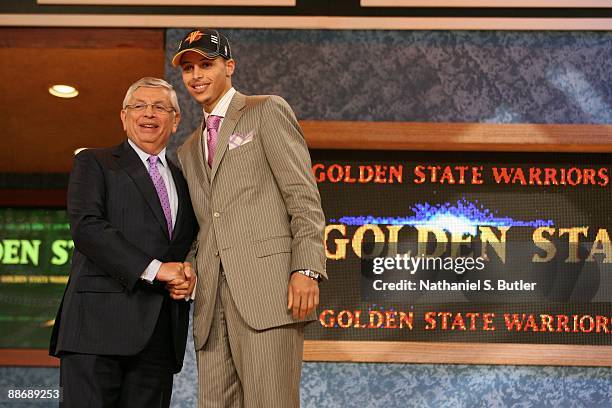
49, 84, 79, 98
74, 148, 88, 155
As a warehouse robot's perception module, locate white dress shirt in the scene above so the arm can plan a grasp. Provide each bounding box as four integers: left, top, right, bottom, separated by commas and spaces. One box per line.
127, 139, 178, 282
202, 87, 236, 162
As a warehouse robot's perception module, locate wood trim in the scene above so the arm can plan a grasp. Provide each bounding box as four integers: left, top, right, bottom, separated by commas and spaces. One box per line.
361, 0, 612, 8
0, 349, 59, 367
0, 27, 163, 49
304, 340, 612, 367
1, 15, 611, 30
38, 0, 296, 5
0, 190, 67, 207
300, 122, 612, 153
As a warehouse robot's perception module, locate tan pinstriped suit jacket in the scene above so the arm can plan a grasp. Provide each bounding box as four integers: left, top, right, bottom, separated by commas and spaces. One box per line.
177, 92, 326, 350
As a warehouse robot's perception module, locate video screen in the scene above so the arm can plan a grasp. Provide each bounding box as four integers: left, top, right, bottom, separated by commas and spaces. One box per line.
0, 209, 71, 348
308, 150, 611, 345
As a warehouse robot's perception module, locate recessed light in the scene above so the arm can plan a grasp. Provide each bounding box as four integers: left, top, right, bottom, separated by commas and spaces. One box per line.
49, 84, 79, 98
74, 148, 88, 155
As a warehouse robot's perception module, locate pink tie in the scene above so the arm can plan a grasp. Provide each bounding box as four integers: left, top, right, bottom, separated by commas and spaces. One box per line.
206, 115, 222, 167
147, 156, 173, 238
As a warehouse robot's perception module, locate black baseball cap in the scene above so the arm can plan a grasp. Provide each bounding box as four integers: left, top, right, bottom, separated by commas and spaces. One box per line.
172, 29, 232, 67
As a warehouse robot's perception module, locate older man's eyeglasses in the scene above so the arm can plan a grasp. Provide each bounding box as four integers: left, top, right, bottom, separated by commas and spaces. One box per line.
125, 103, 175, 114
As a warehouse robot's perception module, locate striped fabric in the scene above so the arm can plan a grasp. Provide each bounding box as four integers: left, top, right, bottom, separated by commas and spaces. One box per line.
177, 92, 326, 350
177, 92, 325, 406
196, 274, 303, 408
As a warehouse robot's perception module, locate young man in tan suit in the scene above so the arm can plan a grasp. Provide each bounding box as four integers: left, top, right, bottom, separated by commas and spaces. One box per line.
172, 29, 326, 407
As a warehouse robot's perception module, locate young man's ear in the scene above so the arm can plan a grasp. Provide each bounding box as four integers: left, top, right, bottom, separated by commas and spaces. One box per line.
226, 59, 236, 77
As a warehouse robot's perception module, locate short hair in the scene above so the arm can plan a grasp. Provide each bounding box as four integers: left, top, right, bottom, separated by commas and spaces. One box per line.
122, 77, 181, 114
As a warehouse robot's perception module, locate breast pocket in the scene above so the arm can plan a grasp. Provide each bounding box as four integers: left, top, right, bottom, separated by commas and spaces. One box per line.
227, 138, 257, 157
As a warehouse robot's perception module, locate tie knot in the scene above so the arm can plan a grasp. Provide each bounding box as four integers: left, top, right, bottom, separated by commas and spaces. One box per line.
206, 115, 222, 132
147, 155, 158, 166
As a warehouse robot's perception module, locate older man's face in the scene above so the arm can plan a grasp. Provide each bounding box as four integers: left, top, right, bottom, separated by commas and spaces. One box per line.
120, 87, 180, 155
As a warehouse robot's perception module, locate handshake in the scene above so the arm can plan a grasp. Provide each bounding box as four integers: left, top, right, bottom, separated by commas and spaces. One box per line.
156, 262, 197, 300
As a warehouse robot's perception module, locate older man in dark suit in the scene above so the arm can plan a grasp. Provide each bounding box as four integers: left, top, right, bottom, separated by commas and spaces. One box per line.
49, 77, 198, 408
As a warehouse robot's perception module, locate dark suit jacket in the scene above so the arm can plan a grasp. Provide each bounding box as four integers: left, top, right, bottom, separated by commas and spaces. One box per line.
49, 140, 198, 373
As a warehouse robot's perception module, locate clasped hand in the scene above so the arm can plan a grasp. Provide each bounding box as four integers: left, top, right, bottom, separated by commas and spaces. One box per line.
156, 262, 196, 300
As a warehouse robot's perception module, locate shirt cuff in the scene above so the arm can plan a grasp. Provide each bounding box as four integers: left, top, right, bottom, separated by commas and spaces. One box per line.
141, 259, 162, 283
187, 276, 197, 301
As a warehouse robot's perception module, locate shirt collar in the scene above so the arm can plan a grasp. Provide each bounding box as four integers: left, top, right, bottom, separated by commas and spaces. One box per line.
127, 139, 168, 168
203, 87, 236, 121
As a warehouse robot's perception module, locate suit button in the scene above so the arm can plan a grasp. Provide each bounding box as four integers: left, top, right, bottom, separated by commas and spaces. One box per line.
213, 212, 220, 218
214, 251, 219, 256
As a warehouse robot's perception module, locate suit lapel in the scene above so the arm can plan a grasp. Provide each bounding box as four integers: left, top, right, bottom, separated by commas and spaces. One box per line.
188, 124, 211, 187
210, 92, 246, 182
168, 158, 185, 242
116, 141, 169, 240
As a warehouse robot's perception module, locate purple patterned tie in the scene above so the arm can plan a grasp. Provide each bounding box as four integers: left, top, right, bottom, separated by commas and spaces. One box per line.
147, 156, 173, 238
206, 114, 222, 167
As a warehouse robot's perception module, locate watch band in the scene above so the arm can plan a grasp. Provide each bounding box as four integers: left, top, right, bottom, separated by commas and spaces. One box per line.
295, 269, 321, 281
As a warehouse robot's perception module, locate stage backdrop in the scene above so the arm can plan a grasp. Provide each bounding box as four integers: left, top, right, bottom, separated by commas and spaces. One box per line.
1, 28, 611, 408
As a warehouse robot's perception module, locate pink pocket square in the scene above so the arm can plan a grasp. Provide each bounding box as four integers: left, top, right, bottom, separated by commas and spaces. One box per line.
229, 131, 254, 150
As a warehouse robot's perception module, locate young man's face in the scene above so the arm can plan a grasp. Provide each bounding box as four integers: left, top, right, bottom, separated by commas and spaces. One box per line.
180, 51, 235, 113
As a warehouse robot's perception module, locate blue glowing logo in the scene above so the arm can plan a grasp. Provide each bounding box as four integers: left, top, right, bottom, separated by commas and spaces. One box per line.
334, 198, 554, 236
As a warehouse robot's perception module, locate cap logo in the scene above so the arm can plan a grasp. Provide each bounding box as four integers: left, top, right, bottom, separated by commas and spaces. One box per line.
186, 30, 204, 44
211, 35, 219, 44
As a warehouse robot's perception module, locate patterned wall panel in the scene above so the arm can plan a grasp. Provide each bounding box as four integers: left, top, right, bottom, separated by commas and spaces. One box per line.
165, 29, 611, 157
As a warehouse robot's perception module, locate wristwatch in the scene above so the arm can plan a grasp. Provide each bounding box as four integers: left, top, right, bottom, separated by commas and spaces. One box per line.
295, 269, 321, 282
